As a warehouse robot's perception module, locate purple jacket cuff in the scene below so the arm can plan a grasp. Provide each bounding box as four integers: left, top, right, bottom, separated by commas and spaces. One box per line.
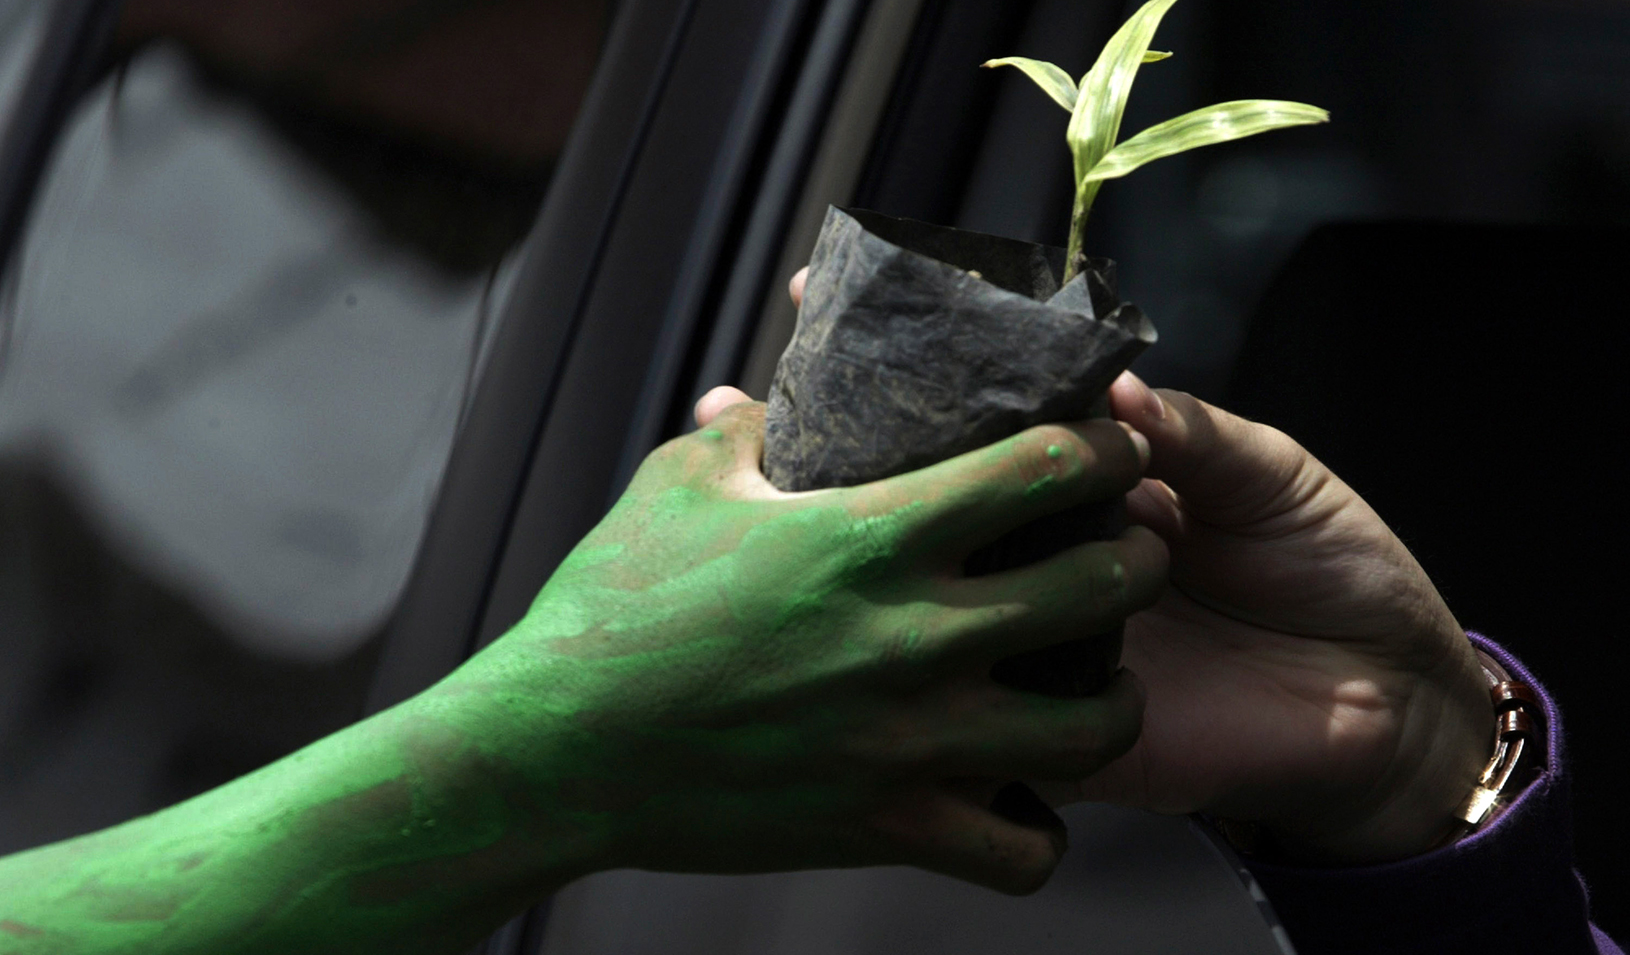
1241, 634, 1617, 955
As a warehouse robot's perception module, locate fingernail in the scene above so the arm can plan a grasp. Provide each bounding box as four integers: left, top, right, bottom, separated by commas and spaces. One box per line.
1119, 422, 1151, 467
1127, 372, 1166, 421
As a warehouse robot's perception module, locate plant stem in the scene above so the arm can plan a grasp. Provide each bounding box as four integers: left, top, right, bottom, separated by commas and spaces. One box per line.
1063, 180, 1102, 285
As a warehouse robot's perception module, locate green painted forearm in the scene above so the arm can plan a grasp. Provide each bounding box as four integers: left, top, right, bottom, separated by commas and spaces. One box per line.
0, 695, 600, 955
0, 402, 1160, 951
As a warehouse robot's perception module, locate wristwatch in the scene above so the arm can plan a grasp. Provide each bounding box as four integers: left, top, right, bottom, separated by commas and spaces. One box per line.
1444, 649, 1545, 842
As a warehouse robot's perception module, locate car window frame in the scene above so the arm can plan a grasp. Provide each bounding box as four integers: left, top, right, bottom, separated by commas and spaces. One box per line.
0, 0, 122, 296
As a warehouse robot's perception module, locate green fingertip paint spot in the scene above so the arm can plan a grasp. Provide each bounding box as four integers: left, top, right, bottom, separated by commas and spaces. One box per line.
1047, 444, 1065, 460
701, 429, 725, 441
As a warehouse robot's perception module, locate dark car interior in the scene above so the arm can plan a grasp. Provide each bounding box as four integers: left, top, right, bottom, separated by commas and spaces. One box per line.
0, 0, 1625, 951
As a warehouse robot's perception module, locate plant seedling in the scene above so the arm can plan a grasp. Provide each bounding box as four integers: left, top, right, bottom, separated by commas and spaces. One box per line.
985, 0, 1329, 282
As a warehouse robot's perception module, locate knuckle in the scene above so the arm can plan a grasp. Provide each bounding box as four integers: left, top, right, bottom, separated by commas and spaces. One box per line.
876, 624, 935, 678
628, 436, 692, 488
835, 510, 907, 576
648, 434, 689, 463
1078, 547, 1131, 612
662, 437, 726, 488
1008, 426, 1089, 487
647, 402, 770, 490
713, 399, 768, 432
1162, 388, 1206, 423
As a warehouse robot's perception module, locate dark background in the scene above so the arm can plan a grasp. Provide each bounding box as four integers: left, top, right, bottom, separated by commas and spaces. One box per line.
857, 0, 1630, 936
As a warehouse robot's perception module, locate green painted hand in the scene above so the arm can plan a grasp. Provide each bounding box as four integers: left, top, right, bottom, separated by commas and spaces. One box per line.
432, 395, 1167, 893
1065, 374, 1490, 864
0, 385, 1163, 953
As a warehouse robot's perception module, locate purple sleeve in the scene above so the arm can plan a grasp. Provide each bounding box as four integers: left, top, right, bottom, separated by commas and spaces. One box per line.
1241, 634, 1620, 955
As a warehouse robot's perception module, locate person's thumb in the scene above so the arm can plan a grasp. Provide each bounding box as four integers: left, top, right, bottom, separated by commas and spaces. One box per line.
1108, 372, 1319, 529
789, 267, 809, 308
695, 385, 754, 428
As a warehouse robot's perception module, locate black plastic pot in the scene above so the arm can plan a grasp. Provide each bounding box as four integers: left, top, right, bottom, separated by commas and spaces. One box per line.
764, 207, 1156, 698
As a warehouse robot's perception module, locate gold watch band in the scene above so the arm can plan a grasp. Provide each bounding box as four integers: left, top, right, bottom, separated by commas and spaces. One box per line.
1445, 650, 1543, 840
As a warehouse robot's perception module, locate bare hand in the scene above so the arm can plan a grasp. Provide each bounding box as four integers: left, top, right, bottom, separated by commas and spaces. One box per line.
1070, 375, 1490, 863
785, 265, 1488, 863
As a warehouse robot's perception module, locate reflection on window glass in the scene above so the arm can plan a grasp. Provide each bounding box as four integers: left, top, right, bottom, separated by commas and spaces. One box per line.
0, 0, 610, 854
0, 0, 47, 126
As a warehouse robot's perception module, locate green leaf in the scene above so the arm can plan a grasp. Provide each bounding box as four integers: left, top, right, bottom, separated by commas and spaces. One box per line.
1142, 51, 1173, 62
1083, 100, 1330, 182
1068, 0, 1181, 185
982, 57, 1079, 112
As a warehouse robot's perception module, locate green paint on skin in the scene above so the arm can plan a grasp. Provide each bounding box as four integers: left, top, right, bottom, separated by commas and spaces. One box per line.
1025, 475, 1057, 500
555, 543, 627, 575
700, 429, 725, 441
875, 626, 931, 673
0, 432, 957, 954
445, 493, 939, 814
1047, 444, 1064, 460
527, 497, 923, 653
0, 702, 559, 954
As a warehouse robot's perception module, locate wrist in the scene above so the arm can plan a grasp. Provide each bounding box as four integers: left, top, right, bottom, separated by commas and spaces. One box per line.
1259, 634, 1493, 864
404, 667, 626, 884
251, 699, 595, 940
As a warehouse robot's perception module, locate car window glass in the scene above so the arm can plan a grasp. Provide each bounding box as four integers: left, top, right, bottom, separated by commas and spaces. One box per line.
0, 0, 47, 125
0, 0, 610, 854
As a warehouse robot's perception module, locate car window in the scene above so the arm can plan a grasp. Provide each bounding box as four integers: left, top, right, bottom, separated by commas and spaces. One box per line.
0, 0, 610, 856
0, 1, 47, 125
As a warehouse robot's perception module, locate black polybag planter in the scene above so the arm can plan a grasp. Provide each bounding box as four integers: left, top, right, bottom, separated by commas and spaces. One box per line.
765, 207, 1157, 698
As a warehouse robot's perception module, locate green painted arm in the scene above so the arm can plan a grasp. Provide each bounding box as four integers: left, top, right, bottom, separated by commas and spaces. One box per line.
0, 695, 596, 955
0, 400, 1164, 952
